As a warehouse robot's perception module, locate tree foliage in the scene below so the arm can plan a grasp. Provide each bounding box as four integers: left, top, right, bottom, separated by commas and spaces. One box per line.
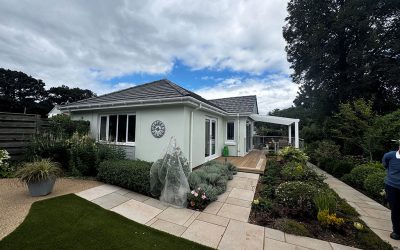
0, 68, 95, 116
284, 0, 400, 116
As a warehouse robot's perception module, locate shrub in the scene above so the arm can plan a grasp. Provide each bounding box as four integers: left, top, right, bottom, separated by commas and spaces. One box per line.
278, 146, 309, 163
226, 162, 237, 175
321, 159, 355, 178
356, 228, 393, 250
313, 191, 337, 213
187, 187, 209, 210
262, 160, 281, 184
281, 161, 324, 182
341, 162, 384, 189
26, 135, 70, 171
273, 218, 312, 237
313, 140, 341, 166
275, 181, 317, 211
337, 198, 359, 216
96, 144, 126, 164
317, 210, 345, 228
69, 133, 97, 176
252, 197, 273, 212
97, 160, 152, 196
48, 115, 90, 138
15, 159, 61, 183
0, 149, 12, 178
364, 171, 386, 199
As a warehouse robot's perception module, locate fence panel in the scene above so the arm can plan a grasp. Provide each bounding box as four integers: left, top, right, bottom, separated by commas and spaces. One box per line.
0, 112, 49, 160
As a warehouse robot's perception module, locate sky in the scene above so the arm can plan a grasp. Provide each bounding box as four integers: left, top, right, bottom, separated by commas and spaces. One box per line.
0, 0, 296, 114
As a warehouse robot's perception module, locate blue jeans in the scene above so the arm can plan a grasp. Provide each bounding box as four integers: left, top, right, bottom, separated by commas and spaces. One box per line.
386, 184, 400, 234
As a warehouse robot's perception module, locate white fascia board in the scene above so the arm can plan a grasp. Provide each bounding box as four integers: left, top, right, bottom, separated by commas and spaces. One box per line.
249, 114, 299, 125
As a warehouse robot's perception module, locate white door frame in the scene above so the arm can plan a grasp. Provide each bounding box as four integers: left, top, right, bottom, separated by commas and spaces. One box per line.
205, 117, 218, 161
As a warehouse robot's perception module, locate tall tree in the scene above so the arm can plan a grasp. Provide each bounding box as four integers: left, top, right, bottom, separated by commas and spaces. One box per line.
283, 0, 400, 116
0, 68, 48, 114
47, 85, 95, 105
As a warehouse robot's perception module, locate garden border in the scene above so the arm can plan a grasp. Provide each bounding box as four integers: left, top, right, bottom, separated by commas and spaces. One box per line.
308, 162, 399, 248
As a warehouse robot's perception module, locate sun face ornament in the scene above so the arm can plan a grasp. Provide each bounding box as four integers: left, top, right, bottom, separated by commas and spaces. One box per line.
151, 120, 166, 138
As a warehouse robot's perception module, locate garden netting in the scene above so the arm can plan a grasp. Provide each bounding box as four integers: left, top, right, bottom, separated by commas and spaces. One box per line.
150, 137, 191, 207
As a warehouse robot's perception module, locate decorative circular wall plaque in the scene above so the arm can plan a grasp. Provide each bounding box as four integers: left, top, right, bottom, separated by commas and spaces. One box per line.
151, 120, 166, 138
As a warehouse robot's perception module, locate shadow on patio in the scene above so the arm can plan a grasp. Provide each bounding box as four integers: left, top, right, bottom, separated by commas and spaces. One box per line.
215, 149, 266, 174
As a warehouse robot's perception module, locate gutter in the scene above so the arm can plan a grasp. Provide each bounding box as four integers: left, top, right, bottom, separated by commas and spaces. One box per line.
189, 103, 202, 169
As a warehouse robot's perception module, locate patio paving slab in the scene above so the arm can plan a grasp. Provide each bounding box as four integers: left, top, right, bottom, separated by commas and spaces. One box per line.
183, 211, 200, 227
285, 233, 333, 250
264, 238, 309, 250
76, 184, 120, 201
111, 199, 162, 224
361, 207, 391, 220
123, 191, 149, 202
218, 219, 264, 250
156, 206, 194, 225
181, 220, 225, 248
225, 197, 252, 208
114, 188, 130, 196
217, 203, 251, 222
228, 188, 255, 201
150, 219, 187, 237
203, 201, 224, 214
360, 215, 392, 231
92, 192, 130, 209
197, 212, 230, 227
264, 227, 285, 242
236, 172, 260, 180
330, 242, 360, 250
143, 197, 170, 210
217, 192, 230, 202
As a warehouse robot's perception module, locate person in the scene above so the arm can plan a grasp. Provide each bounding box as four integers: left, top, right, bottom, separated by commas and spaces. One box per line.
382, 144, 400, 240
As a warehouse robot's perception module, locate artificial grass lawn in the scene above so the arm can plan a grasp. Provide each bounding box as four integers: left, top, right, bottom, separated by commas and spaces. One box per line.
0, 194, 211, 250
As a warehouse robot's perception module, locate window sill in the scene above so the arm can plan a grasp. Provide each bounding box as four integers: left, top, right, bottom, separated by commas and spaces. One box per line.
225, 141, 236, 146
97, 141, 136, 147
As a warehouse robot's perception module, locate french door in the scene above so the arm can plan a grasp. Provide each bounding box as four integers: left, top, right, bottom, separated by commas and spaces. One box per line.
205, 118, 217, 159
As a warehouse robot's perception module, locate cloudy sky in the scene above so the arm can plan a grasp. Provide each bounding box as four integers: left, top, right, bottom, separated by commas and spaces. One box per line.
0, 0, 296, 113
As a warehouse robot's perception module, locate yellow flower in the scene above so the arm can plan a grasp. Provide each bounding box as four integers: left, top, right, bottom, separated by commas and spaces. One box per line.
253, 199, 260, 205
353, 222, 364, 231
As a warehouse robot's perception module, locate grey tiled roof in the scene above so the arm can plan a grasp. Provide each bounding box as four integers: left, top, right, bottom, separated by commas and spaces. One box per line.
67, 79, 221, 110
209, 95, 258, 114
65, 79, 258, 114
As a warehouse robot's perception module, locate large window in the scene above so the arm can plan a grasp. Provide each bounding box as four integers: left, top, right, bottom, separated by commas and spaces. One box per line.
99, 114, 136, 144
226, 121, 235, 141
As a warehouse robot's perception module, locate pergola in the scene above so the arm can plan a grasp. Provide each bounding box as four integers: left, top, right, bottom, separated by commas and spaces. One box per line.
249, 114, 300, 148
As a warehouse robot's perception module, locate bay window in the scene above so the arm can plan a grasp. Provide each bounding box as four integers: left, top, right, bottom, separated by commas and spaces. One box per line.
99, 114, 136, 144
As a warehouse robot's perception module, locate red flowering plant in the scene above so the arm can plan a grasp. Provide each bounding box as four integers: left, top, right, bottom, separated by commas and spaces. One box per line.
187, 187, 209, 210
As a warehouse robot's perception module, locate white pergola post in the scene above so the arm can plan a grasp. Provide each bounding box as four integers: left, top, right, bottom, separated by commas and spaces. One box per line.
294, 121, 299, 148
288, 125, 292, 145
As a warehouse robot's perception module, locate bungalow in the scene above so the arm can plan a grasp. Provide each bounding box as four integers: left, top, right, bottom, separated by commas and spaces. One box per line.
60, 79, 299, 169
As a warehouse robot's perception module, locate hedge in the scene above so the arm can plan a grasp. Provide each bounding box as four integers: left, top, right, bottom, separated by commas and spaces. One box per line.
97, 160, 152, 196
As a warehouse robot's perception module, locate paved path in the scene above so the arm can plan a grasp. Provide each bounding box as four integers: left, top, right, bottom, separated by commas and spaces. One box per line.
77, 172, 356, 250
0, 178, 102, 240
309, 162, 399, 249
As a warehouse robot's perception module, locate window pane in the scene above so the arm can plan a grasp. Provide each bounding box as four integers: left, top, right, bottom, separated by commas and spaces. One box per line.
227, 122, 234, 140
211, 120, 216, 154
108, 115, 117, 142
127, 115, 136, 142
205, 119, 210, 157
100, 116, 107, 141
117, 115, 127, 142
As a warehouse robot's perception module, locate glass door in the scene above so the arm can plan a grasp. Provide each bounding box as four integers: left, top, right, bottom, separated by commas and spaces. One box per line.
205, 118, 217, 159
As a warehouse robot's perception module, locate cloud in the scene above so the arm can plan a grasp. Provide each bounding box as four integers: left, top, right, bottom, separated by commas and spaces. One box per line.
196, 75, 298, 114
0, 0, 289, 92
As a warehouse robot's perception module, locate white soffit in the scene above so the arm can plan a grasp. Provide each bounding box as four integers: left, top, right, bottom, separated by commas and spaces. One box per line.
249, 114, 299, 126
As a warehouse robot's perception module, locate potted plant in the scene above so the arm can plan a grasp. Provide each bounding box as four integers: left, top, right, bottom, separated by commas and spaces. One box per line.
16, 159, 62, 196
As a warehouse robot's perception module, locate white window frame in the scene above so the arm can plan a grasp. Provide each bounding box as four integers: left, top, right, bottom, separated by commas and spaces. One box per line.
226, 120, 235, 142
205, 116, 218, 161
98, 113, 136, 146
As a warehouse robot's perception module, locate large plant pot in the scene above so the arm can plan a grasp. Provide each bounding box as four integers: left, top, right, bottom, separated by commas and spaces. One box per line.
27, 178, 56, 197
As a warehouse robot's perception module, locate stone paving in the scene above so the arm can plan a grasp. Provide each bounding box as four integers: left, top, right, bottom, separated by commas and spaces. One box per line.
309, 162, 400, 249
76, 172, 358, 249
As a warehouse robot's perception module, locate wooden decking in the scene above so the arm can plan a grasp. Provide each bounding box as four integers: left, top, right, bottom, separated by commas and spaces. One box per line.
216, 149, 266, 174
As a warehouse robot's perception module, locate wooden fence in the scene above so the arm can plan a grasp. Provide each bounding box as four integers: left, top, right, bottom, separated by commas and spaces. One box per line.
0, 112, 49, 160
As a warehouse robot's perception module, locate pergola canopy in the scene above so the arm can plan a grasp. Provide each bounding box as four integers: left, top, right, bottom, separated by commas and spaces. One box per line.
249, 114, 300, 148
249, 114, 299, 126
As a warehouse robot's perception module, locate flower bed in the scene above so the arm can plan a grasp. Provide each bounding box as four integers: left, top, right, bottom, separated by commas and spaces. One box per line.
187, 161, 237, 210
249, 147, 392, 250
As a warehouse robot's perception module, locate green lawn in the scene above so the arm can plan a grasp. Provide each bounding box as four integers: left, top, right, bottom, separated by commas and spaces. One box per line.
0, 194, 211, 250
